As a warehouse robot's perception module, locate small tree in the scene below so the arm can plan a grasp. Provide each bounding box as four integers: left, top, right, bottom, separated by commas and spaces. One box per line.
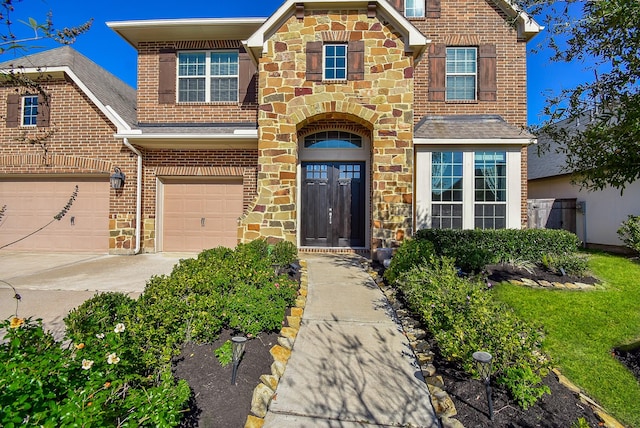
617, 215, 640, 255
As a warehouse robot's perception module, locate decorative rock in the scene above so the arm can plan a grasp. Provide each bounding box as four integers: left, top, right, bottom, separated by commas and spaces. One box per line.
270, 344, 292, 364
260, 374, 279, 391
416, 351, 435, 365
538, 280, 552, 287
552, 282, 565, 288
414, 340, 430, 353
509, 279, 524, 286
595, 409, 627, 428
280, 326, 298, 340
277, 336, 294, 350
441, 416, 465, 428
521, 278, 539, 287
565, 282, 578, 289
271, 360, 286, 378
574, 282, 593, 289
286, 315, 301, 329
425, 375, 444, 389
552, 368, 581, 394
295, 296, 306, 308
430, 386, 458, 418
290, 307, 304, 317
422, 363, 437, 377
251, 383, 275, 418
244, 415, 265, 428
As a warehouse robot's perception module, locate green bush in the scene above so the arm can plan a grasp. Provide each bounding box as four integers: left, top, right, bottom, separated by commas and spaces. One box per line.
617, 215, 640, 254
384, 239, 436, 284
64, 292, 136, 344
0, 317, 190, 427
541, 253, 590, 277
415, 228, 582, 266
270, 240, 298, 267
395, 257, 551, 408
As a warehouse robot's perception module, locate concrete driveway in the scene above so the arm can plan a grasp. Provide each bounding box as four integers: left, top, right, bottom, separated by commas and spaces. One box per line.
0, 252, 195, 339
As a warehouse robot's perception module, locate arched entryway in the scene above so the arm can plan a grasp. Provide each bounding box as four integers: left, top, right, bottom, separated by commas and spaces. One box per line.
298, 123, 371, 250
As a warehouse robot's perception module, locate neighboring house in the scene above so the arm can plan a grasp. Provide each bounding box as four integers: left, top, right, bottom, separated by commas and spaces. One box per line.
528, 115, 640, 251
1, 0, 541, 255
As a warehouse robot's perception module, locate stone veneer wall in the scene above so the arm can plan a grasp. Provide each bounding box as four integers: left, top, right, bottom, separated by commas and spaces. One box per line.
239, 8, 416, 249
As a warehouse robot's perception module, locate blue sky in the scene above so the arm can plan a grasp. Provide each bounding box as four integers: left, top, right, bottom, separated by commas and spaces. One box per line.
2, 0, 593, 126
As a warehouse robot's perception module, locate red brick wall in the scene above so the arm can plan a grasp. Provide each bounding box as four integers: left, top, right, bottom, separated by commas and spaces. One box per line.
411, 0, 529, 128
0, 79, 137, 217
137, 42, 259, 124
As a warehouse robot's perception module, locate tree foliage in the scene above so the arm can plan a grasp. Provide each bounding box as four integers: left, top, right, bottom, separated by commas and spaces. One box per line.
523, 0, 640, 191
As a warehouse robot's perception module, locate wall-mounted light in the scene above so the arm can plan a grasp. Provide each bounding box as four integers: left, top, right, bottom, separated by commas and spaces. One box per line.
110, 167, 125, 190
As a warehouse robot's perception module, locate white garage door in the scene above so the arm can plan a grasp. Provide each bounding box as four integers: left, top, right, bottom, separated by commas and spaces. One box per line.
162, 179, 243, 252
0, 177, 109, 252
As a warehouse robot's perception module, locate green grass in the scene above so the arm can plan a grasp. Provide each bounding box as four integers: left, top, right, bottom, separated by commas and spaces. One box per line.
492, 251, 640, 427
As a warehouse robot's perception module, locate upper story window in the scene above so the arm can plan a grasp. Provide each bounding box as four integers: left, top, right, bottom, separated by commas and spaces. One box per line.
304, 131, 363, 148
446, 47, 477, 101
405, 0, 425, 18
22, 95, 39, 126
177, 51, 239, 103
324, 44, 347, 80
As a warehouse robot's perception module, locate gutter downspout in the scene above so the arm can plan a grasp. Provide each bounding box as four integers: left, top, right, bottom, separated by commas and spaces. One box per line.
123, 138, 143, 255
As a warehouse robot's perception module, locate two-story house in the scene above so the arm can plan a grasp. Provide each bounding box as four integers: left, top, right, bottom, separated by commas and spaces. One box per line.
0, 0, 540, 255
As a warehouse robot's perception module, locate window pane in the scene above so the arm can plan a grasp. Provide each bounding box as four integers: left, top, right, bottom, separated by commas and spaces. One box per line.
211, 77, 238, 102
22, 95, 38, 126
405, 0, 425, 17
178, 78, 206, 102
178, 53, 205, 76
474, 151, 507, 229
211, 52, 238, 76
324, 44, 347, 80
432, 151, 463, 202
304, 131, 362, 148
432, 204, 463, 229
446, 47, 477, 101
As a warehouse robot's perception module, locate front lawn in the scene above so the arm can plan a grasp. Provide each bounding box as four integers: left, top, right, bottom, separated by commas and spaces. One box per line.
493, 251, 640, 427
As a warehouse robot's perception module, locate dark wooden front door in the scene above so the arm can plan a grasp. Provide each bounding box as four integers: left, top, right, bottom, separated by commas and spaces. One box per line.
302, 162, 365, 247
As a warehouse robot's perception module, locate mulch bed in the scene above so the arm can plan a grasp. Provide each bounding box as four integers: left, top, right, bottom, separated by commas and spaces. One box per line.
173, 330, 279, 428
170, 262, 630, 427
485, 263, 600, 286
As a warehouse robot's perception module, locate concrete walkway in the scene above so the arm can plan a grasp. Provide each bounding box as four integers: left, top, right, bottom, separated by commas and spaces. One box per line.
264, 254, 439, 427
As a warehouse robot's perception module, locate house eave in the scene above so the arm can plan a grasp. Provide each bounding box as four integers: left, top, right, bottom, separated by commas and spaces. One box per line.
115, 131, 259, 150
414, 138, 534, 146
107, 18, 267, 49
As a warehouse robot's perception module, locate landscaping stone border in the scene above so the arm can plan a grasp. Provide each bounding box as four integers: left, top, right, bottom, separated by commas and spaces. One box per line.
244, 260, 308, 428
508, 278, 602, 290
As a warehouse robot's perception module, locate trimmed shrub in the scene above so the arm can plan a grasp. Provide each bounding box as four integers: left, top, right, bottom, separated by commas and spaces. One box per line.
617, 215, 640, 254
416, 228, 582, 265
396, 257, 551, 409
541, 253, 590, 277
384, 239, 436, 284
64, 292, 136, 344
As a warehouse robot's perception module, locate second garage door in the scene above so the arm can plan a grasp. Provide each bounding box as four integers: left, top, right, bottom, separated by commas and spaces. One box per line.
161, 179, 243, 252
0, 177, 109, 252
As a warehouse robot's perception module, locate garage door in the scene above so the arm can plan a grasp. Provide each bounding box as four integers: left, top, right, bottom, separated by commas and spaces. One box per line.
0, 177, 109, 252
162, 179, 243, 252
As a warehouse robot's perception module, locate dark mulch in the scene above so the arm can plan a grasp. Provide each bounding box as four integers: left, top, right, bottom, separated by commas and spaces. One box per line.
173, 330, 279, 428
613, 344, 640, 382
485, 263, 600, 286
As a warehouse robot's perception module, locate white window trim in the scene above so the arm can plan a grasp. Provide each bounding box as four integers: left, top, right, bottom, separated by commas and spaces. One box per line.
445, 47, 478, 101
415, 146, 522, 230
323, 43, 348, 81
177, 50, 239, 103
21, 95, 38, 127
405, 0, 425, 18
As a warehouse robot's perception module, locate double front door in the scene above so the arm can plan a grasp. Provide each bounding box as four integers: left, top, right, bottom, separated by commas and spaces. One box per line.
301, 162, 365, 247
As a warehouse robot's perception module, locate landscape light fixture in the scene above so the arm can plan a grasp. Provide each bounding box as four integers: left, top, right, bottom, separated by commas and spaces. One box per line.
110, 167, 125, 190
231, 336, 247, 385
473, 351, 494, 421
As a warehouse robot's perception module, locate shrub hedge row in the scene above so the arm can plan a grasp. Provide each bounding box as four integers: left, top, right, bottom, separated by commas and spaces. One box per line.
415, 228, 582, 272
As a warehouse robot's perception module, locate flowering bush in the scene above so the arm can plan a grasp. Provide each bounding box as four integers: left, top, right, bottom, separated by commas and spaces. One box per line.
0, 317, 190, 427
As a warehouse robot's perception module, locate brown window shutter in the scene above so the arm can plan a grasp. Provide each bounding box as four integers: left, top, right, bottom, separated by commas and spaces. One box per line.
347, 40, 365, 81
6, 93, 20, 128
306, 41, 323, 82
36, 94, 50, 127
389, 0, 404, 13
238, 49, 257, 104
428, 44, 446, 102
158, 48, 177, 104
478, 44, 497, 102
426, 0, 441, 18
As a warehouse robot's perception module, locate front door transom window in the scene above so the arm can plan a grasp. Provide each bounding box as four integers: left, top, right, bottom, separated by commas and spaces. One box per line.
304, 131, 362, 149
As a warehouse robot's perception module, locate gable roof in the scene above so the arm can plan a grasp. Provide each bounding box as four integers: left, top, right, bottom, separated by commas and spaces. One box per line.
245, 0, 429, 61
0, 46, 136, 132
